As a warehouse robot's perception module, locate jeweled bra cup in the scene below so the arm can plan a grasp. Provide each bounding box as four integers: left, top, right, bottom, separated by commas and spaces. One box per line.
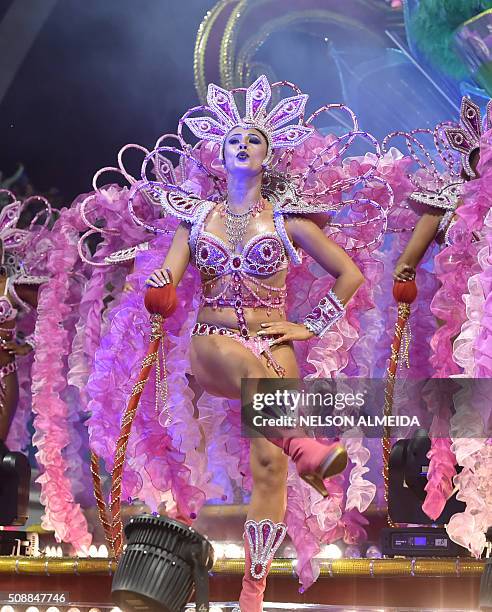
195, 231, 288, 276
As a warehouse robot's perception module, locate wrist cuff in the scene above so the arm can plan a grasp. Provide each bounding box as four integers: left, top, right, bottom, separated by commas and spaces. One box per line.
303, 289, 345, 337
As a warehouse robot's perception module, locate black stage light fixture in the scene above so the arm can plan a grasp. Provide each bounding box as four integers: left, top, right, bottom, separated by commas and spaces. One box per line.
388, 429, 465, 524
382, 429, 470, 558
112, 514, 214, 612
0, 440, 31, 527
479, 528, 492, 610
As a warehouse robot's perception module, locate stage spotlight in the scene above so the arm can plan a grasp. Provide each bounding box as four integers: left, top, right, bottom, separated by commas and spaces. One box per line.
0, 440, 30, 526
111, 514, 214, 612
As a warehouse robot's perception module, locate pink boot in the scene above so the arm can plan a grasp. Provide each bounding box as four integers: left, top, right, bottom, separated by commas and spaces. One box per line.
270, 437, 347, 497
237, 519, 287, 612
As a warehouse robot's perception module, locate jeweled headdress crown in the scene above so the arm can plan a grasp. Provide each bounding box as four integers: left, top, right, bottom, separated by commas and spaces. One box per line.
444, 97, 492, 178
0, 192, 31, 251
184, 75, 314, 164
0, 190, 53, 281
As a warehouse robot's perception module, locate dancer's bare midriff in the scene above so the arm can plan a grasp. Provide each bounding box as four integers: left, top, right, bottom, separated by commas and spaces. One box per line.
196, 261, 289, 334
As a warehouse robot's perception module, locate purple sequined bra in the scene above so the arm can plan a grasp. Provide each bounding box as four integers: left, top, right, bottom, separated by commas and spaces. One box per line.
191, 220, 289, 338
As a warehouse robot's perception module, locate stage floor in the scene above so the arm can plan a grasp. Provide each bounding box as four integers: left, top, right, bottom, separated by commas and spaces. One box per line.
184, 606, 480, 611
0, 556, 483, 610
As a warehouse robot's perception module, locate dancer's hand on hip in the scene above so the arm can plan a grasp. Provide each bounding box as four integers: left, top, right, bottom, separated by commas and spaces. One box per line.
257, 321, 314, 345
146, 268, 173, 288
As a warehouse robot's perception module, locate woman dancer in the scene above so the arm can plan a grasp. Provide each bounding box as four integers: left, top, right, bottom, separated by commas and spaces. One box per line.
393, 97, 489, 282
86, 75, 394, 608
381, 98, 491, 528
0, 191, 51, 447
143, 76, 366, 610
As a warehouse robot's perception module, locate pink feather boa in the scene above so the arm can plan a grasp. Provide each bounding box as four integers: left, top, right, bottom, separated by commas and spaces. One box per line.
31, 186, 154, 550
31, 204, 92, 551
443, 129, 492, 553
5, 227, 56, 452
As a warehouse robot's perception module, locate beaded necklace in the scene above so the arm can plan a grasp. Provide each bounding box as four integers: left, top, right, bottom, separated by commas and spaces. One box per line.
223, 199, 264, 251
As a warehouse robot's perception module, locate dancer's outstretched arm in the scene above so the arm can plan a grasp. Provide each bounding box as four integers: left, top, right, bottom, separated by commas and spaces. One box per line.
146, 222, 191, 288
394, 211, 443, 281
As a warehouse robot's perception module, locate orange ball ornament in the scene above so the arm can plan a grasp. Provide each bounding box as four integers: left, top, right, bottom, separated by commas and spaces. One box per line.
144, 285, 177, 318
392, 279, 417, 304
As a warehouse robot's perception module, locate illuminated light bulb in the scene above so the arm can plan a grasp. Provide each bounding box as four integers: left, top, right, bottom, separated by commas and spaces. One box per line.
26, 607, 40, 612
210, 607, 224, 612
77, 545, 89, 558
98, 544, 109, 558
110, 608, 123, 612
56, 546, 63, 557
344, 545, 361, 559
315, 544, 342, 559
46, 607, 60, 612
366, 545, 382, 559
1, 606, 15, 612
282, 544, 296, 558
212, 542, 225, 558
224, 543, 242, 558
88, 608, 101, 612
67, 608, 81, 612
326, 544, 342, 559
88, 544, 98, 557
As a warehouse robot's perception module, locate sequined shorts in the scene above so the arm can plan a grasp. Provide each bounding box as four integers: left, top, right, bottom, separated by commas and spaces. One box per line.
191, 322, 286, 377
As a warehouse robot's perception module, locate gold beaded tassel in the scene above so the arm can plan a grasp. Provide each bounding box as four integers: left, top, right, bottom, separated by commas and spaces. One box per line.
90, 314, 165, 557
383, 301, 412, 528
154, 325, 171, 426
90, 452, 114, 556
